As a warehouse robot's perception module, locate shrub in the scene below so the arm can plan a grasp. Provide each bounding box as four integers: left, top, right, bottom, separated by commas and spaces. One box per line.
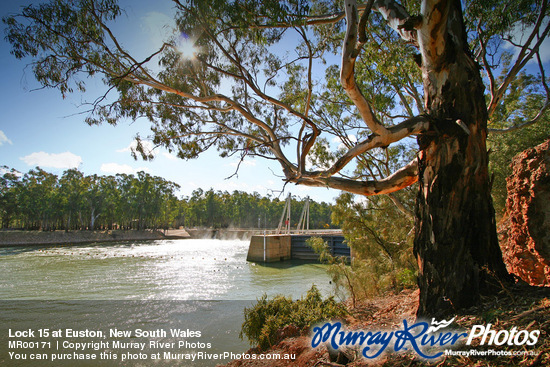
240, 285, 345, 350
309, 191, 418, 305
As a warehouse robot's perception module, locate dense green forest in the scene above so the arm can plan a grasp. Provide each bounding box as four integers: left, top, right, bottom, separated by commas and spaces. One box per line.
182, 188, 333, 229
0, 166, 333, 231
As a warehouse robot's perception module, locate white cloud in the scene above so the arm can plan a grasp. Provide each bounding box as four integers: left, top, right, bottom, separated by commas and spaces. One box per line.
0, 130, 12, 146
337, 135, 357, 151
331, 134, 357, 143
100, 163, 149, 175
20, 151, 82, 169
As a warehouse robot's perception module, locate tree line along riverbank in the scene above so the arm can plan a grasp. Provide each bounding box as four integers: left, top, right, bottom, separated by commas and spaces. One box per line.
1, 167, 335, 232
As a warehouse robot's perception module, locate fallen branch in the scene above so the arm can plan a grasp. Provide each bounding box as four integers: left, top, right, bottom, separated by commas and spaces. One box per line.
510, 303, 550, 322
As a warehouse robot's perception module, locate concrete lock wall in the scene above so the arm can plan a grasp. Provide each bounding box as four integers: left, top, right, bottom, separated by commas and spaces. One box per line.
246, 233, 350, 263
246, 235, 292, 262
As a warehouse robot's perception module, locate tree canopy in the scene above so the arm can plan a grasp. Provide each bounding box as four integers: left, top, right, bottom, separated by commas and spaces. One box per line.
3, 0, 548, 197
0, 167, 181, 230
4, 0, 549, 315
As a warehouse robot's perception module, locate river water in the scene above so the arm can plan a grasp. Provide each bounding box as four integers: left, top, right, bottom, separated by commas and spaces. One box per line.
0, 239, 335, 366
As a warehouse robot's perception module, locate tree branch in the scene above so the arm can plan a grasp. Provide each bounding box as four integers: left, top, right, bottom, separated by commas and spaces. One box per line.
476, 19, 497, 107
319, 115, 429, 178
488, 99, 550, 134
388, 192, 414, 219
194, 9, 320, 156
291, 158, 419, 196
342, 0, 389, 136
487, 0, 550, 117
373, 0, 418, 45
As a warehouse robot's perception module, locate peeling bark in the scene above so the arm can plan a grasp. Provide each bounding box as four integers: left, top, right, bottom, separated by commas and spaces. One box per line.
413, 0, 511, 317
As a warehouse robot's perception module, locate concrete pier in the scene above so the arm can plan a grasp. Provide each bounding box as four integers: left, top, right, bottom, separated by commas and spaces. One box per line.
246, 232, 349, 263
246, 234, 292, 263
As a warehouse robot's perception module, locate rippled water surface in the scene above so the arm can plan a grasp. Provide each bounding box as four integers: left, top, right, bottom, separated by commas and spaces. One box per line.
0, 239, 333, 300
0, 239, 334, 366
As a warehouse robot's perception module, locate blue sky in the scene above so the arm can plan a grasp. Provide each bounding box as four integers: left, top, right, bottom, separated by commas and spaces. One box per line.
0, 0, 339, 203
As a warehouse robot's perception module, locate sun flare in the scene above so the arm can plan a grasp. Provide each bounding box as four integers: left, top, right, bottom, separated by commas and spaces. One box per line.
176, 34, 198, 60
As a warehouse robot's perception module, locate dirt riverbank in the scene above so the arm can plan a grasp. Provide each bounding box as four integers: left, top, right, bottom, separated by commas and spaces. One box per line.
222, 285, 550, 367
0, 229, 191, 246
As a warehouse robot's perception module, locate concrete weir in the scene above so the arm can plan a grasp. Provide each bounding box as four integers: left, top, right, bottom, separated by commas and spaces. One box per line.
246, 232, 349, 263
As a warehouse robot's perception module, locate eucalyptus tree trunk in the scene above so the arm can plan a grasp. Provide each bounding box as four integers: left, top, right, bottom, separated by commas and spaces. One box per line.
90, 207, 97, 231
413, 0, 510, 316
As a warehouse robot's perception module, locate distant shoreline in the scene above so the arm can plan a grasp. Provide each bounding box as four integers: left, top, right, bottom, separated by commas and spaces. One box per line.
0, 228, 263, 247
0, 229, 169, 247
